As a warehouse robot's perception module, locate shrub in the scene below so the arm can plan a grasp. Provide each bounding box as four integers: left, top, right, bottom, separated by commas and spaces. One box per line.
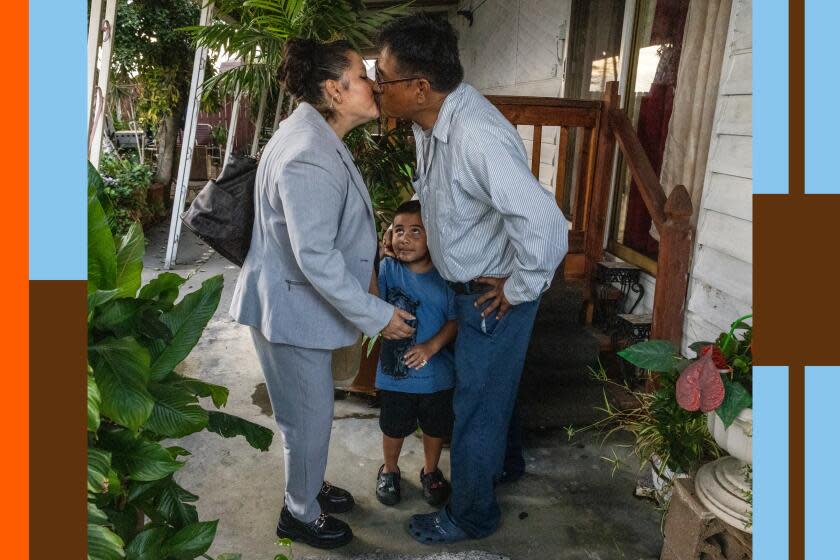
87, 163, 274, 560
99, 154, 153, 236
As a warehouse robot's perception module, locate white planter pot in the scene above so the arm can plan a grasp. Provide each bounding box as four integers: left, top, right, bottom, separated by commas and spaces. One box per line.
708, 407, 752, 464
695, 408, 753, 533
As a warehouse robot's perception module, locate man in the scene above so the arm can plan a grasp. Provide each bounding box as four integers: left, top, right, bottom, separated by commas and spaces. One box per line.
375, 15, 568, 543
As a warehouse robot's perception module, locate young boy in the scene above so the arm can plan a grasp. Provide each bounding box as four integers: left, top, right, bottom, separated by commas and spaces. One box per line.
374, 200, 458, 507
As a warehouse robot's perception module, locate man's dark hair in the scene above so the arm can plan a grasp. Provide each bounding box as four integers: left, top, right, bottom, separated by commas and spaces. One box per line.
394, 199, 422, 218
377, 14, 464, 93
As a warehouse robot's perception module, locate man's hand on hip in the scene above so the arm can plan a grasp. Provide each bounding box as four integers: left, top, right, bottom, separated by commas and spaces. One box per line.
474, 276, 512, 320
382, 308, 416, 340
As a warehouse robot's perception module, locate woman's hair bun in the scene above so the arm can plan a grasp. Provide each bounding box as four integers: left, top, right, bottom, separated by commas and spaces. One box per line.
276, 38, 354, 115
278, 38, 324, 99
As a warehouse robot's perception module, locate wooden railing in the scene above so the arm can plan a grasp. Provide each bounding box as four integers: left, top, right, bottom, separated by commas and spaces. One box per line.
486, 95, 602, 277
488, 81, 693, 347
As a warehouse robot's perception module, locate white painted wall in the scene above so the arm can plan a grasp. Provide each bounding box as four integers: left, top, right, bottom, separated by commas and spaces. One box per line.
453, 0, 573, 193
682, 0, 752, 353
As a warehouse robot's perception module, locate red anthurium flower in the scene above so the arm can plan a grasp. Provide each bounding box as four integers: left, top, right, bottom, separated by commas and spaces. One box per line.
700, 345, 728, 369
676, 352, 726, 412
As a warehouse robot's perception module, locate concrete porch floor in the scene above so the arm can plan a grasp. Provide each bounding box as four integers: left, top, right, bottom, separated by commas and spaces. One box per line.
145, 221, 664, 559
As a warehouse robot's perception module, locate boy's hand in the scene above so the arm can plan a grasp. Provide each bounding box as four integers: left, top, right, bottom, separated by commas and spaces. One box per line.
475, 276, 512, 319
379, 226, 396, 259
404, 342, 436, 369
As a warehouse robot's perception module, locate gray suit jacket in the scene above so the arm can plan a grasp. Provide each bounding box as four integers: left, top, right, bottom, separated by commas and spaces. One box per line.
230, 103, 393, 349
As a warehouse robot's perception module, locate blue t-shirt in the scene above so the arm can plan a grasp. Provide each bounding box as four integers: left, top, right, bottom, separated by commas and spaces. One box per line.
375, 257, 456, 394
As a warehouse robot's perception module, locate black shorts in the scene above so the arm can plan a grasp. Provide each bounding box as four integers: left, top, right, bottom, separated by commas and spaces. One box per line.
378, 389, 454, 439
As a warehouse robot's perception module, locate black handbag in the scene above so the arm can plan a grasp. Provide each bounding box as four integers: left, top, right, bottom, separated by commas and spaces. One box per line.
180, 154, 258, 267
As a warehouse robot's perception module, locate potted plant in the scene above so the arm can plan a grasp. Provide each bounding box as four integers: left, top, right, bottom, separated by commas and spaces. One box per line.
568, 359, 720, 501
618, 315, 753, 531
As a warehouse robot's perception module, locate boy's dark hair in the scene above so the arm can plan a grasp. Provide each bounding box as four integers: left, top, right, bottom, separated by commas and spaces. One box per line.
377, 14, 464, 93
394, 199, 421, 218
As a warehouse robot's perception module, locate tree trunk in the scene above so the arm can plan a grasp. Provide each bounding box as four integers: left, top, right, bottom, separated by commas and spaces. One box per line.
154, 113, 178, 201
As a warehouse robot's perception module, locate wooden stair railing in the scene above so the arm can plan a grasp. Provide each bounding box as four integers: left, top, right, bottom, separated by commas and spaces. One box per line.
489, 81, 693, 348
487, 95, 603, 278
598, 82, 693, 347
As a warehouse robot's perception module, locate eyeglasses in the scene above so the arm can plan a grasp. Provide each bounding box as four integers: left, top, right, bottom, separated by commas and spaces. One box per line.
374, 61, 423, 88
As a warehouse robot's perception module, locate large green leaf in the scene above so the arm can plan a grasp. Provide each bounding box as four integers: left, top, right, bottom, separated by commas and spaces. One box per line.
168, 374, 229, 408
207, 411, 273, 451
88, 500, 109, 525
138, 272, 186, 308
155, 477, 199, 529
90, 337, 154, 431
716, 378, 753, 428
103, 504, 142, 544
88, 369, 102, 432
149, 275, 223, 381
94, 299, 145, 336
88, 523, 125, 560
89, 161, 114, 217
88, 448, 112, 494
89, 190, 117, 294
125, 526, 169, 560
115, 222, 145, 298
103, 430, 184, 482
162, 520, 218, 560
89, 290, 121, 320
145, 384, 209, 438
617, 340, 678, 372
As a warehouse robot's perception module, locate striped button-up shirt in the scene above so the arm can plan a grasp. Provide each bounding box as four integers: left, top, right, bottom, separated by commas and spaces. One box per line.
411, 83, 569, 305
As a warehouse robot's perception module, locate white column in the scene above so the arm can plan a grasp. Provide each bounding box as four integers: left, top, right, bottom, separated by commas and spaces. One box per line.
87, 0, 104, 127
272, 87, 286, 131
250, 86, 269, 156
223, 87, 242, 167
164, 1, 214, 270
88, 0, 117, 168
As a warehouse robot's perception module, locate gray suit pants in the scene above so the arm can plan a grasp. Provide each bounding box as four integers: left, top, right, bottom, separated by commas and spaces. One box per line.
250, 327, 334, 522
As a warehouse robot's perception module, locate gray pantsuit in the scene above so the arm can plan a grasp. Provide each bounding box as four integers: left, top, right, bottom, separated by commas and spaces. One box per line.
250, 328, 334, 522
230, 103, 394, 522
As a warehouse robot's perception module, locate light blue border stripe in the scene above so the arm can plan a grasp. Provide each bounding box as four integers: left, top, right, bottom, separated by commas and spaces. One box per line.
805, 366, 840, 558
753, 1, 788, 194
29, 1, 87, 279
753, 366, 788, 557
804, 2, 839, 193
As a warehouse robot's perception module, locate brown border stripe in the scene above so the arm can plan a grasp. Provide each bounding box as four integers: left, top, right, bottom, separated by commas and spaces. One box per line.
30, 281, 87, 559
788, 0, 804, 556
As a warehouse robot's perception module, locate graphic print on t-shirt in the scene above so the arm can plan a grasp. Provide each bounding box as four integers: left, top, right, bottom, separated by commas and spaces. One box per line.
380, 287, 419, 379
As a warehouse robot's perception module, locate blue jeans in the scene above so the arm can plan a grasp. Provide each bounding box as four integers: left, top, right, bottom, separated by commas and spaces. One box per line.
447, 293, 540, 538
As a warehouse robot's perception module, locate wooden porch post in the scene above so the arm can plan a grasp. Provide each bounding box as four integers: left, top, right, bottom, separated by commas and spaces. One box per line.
583, 82, 619, 315
650, 184, 693, 347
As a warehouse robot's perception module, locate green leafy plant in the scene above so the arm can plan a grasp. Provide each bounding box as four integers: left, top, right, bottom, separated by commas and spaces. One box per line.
345, 124, 416, 235
99, 154, 154, 236
568, 361, 720, 477
188, 0, 410, 102
619, 315, 753, 428
87, 163, 274, 560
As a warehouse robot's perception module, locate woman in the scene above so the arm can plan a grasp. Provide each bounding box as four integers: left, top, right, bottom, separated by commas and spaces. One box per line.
230, 38, 415, 549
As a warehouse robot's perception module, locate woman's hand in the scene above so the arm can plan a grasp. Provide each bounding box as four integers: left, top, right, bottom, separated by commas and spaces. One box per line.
382, 308, 415, 340
404, 342, 436, 369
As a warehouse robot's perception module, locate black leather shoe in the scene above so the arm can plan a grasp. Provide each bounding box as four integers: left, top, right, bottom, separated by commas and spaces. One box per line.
317, 481, 355, 514
276, 506, 353, 549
